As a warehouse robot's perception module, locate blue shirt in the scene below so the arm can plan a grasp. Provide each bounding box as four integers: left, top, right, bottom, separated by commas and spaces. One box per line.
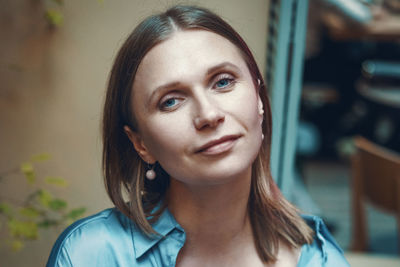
47, 208, 349, 266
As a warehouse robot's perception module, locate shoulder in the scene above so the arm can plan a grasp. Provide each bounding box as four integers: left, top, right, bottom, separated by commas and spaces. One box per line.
46, 208, 135, 267
298, 215, 350, 267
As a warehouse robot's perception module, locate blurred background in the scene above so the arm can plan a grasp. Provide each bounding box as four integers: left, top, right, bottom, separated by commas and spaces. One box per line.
298, 0, 400, 259
0, 0, 399, 266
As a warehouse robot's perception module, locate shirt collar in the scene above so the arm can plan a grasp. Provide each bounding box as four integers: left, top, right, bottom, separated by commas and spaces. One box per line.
300, 214, 343, 263
131, 206, 184, 259
131, 212, 341, 262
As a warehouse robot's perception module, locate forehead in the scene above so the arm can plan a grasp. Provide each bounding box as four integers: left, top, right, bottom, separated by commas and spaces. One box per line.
134, 30, 249, 87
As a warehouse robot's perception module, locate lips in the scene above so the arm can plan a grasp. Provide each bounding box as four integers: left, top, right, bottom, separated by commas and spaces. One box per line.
195, 135, 241, 155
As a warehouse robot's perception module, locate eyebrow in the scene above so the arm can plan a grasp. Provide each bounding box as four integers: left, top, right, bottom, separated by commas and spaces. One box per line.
206, 62, 241, 76
146, 62, 242, 107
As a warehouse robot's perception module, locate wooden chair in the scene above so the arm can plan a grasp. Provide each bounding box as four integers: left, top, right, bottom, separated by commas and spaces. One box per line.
351, 136, 400, 252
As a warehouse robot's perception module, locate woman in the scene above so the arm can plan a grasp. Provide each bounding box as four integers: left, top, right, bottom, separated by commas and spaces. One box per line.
47, 5, 349, 267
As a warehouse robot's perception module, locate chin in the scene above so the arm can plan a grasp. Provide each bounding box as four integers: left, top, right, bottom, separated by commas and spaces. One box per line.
189, 156, 256, 186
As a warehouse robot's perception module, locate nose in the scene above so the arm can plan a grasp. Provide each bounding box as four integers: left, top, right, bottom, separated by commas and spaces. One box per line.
193, 94, 225, 130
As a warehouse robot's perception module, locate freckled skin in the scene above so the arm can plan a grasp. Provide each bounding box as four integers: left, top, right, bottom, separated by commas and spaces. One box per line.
130, 30, 263, 186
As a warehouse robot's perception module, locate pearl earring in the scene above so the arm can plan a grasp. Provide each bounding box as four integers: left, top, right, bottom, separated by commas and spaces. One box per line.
262, 133, 264, 140
145, 163, 156, 180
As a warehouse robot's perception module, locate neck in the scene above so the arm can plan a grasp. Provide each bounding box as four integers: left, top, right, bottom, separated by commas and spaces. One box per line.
166, 167, 253, 253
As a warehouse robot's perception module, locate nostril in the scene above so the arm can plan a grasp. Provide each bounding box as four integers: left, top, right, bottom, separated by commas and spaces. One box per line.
194, 111, 225, 130
217, 116, 225, 124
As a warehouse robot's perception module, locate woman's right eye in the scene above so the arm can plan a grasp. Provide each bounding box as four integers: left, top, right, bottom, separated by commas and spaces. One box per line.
159, 96, 182, 111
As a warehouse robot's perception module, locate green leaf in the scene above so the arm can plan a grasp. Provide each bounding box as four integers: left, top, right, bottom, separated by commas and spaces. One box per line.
45, 9, 63, 26
0, 202, 12, 216
37, 190, 52, 208
45, 176, 68, 187
8, 219, 38, 240
25, 172, 36, 184
66, 207, 86, 220
19, 207, 40, 218
20, 162, 33, 173
38, 219, 59, 228
20, 162, 35, 184
30, 153, 51, 162
11, 240, 24, 252
49, 199, 67, 211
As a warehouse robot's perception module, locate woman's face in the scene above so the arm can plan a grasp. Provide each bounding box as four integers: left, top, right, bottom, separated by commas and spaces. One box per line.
126, 30, 264, 186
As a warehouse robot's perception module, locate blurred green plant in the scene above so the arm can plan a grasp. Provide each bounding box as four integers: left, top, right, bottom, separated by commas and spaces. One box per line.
43, 0, 104, 27
44, 0, 65, 27
0, 153, 86, 252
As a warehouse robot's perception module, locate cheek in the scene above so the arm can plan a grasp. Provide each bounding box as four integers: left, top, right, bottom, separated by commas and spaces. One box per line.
233, 89, 261, 128
140, 115, 190, 157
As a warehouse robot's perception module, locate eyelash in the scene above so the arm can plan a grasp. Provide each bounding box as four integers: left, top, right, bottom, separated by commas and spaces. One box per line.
212, 73, 236, 90
159, 94, 183, 111
158, 73, 237, 111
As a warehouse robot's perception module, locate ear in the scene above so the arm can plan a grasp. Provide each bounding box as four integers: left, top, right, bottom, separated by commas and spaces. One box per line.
123, 126, 156, 164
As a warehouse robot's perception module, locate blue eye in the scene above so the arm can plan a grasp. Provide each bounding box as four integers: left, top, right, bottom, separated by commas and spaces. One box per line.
215, 78, 231, 88
159, 97, 182, 111
163, 98, 176, 107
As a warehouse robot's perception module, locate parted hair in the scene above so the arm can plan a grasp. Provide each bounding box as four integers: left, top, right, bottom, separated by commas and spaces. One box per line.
102, 5, 313, 263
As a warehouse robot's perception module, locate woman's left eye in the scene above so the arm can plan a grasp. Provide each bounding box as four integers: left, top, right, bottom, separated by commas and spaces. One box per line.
213, 75, 235, 90
216, 79, 230, 88
163, 98, 177, 108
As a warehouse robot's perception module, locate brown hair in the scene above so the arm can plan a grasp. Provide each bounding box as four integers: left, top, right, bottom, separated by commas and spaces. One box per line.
102, 5, 313, 263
